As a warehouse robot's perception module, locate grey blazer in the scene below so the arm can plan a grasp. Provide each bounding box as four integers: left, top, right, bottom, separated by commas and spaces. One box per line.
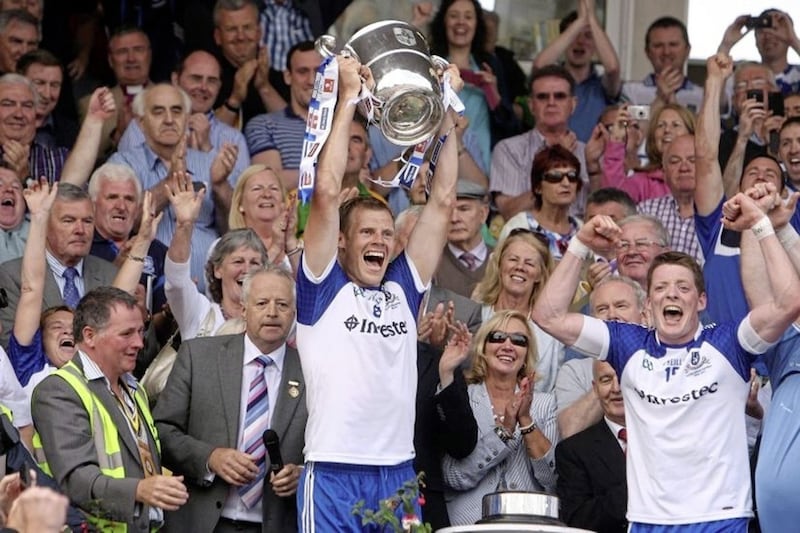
0, 255, 118, 349
154, 334, 307, 533
31, 355, 162, 532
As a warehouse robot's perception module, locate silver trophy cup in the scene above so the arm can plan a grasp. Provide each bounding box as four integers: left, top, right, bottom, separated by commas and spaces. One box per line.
316, 20, 447, 146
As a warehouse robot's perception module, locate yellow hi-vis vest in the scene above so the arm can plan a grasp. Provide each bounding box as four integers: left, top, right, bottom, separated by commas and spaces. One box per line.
0, 403, 11, 420
39, 360, 160, 533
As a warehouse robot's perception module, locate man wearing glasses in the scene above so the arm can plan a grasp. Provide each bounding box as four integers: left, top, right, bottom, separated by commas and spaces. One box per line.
588, 214, 669, 293
490, 65, 589, 221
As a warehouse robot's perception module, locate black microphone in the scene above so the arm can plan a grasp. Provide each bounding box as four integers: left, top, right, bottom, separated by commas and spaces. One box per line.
262, 429, 284, 475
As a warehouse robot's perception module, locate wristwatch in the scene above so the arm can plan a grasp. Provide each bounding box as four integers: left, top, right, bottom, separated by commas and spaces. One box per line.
494, 425, 514, 443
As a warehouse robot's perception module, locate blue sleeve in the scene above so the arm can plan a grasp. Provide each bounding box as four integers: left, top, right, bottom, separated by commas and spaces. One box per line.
296, 257, 351, 326
385, 252, 426, 324
694, 199, 724, 257
8, 329, 47, 387
709, 322, 752, 381
604, 321, 650, 377
244, 115, 274, 156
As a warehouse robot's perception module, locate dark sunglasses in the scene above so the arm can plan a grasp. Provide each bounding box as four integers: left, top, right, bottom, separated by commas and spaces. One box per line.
486, 330, 529, 348
542, 170, 579, 183
534, 91, 569, 101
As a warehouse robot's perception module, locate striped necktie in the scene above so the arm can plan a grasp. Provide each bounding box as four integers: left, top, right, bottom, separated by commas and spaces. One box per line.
239, 355, 272, 508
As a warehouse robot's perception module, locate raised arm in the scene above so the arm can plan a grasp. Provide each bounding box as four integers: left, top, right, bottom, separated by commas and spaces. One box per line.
532, 5, 585, 68
721, 98, 765, 200
531, 216, 620, 346
584, 0, 621, 97
303, 56, 365, 277
13, 179, 56, 346
724, 192, 800, 343
406, 69, 462, 284
60, 88, 116, 186
113, 191, 162, 294
695, 53, 733, 216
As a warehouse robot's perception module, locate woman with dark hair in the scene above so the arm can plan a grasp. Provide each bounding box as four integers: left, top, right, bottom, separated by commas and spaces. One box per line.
430, 0, 518, 164
165, 180, 268, 340
442, 310, 557, 526
599, 103, 696, 202
498, 144, 583, 261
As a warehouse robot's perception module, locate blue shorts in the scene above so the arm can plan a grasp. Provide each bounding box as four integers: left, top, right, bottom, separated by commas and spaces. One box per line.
298, 461, 420, 533
631, 518, 748, 533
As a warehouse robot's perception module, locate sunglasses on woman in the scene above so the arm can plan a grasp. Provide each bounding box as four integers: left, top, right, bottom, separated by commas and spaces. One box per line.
542, 170, 580, 183
485, 330, 529, 348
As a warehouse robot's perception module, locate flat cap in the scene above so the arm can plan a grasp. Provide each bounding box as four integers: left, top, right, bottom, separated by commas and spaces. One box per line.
456, 179, 488, 200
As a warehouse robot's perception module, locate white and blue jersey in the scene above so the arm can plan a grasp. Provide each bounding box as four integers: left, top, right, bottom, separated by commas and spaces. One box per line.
574, 317, 768, 526
296, 252, 426, 466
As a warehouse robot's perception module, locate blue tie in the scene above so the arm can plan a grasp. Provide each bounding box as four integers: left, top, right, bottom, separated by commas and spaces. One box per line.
63, 267, 80, 308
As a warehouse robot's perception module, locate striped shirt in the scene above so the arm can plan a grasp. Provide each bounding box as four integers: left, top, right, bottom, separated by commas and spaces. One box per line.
118, 113, 251, 182
244, 107, 305, 168
108, 144, 231, 293
0, 142, 68, 184
638, 194, 704, 266
259, 0, 313, 71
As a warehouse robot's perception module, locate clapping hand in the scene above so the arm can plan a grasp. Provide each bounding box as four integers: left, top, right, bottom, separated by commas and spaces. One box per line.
210, 143, 239, 186
438, 321, 472, 387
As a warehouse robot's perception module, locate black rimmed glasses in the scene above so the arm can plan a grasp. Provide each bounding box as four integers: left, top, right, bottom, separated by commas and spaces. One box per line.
542, 170, 580, 184
485, 330, 529, 348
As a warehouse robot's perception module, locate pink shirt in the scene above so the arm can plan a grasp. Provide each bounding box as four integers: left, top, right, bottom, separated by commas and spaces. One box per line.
601, 140, 669, 203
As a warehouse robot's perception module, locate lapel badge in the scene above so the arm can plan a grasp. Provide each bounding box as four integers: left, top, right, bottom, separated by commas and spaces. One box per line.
288, 380, 300, 398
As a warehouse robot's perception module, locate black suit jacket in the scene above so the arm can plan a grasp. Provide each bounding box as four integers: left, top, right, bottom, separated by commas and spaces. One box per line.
555, 420, 627, 533
154, 334, 307, 533
414, 342, 477, 530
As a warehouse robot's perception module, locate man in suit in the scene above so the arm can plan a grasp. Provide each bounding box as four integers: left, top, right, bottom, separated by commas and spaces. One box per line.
154, 264, 307, 533
555, 359, 627, 532
0, 182, 117, 349
31, 287, 189, 531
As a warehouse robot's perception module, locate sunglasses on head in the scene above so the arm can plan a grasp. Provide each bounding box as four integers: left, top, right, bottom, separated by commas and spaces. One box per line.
486, 330, 529, 348
542, 170, 580, 184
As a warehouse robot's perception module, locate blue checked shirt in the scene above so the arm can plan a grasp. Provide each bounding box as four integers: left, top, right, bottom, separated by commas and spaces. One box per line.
108, 144, 235, 293
259, 0, 313, 71
637, 194, 704, 267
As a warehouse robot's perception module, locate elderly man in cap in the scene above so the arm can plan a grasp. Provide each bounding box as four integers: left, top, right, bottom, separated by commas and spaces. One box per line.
434, 180, 492, 299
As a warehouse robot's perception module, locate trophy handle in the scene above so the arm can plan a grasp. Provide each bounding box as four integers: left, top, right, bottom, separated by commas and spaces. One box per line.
315, 35, 337, 58
431, 55, 450, 72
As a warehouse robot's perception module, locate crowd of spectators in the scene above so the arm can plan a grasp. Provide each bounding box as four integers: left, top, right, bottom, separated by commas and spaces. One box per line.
0, 0, 799, 532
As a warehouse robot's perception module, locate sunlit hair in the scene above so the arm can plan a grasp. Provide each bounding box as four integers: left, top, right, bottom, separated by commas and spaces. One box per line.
530, 144, 582, 209
646, 250, 705, 296
241, 263, 296, 306
212, 0, 258, 28
132, 83, 191, 118
473, 230, 554, 309
228, 165, 286, 230
205, 229, 268, 304
339, 196, 394, 235
618, 214, 670, 248
88, 163, 142, 202
589, 276, 646, 316
41, 305, 72, 331
0, 72, 38, 108
644, 103, 695, 168
73, 287, 138, 342
465, 310, 538, 384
